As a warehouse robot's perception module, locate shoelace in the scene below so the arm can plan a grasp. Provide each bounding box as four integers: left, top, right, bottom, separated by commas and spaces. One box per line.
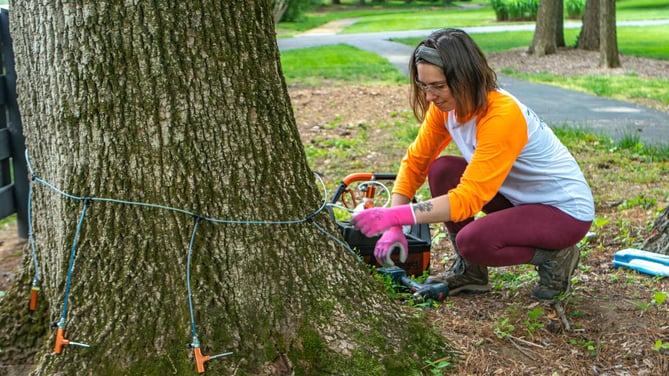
449, 256, 466, 274
536, 260, 559, 287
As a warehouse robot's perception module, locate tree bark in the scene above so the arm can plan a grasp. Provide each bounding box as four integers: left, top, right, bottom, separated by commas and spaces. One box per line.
642, 207, 669, 255
529, 0, 560, 56
555, 0, 565, 48
577, 0, 600, 50
0, 1, 455, 375
599, 0, 621, 68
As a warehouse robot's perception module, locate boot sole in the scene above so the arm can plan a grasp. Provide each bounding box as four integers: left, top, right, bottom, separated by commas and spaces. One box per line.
448, 284, 490, 296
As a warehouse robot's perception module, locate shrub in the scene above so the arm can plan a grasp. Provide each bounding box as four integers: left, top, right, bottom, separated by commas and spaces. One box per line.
280, 0, 317, 23
490, 0, 510, 21
565, 0, 586, 19
491, 0, 586, 22
490, 0, 539, 21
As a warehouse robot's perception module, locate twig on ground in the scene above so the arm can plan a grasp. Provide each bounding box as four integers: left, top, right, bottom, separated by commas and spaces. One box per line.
553, 300, 571, 332
506, 336, 537, 361
506, 334, 545, 349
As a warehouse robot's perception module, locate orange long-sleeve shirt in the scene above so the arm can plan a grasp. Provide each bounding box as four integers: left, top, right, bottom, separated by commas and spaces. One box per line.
393, 90, 594, 223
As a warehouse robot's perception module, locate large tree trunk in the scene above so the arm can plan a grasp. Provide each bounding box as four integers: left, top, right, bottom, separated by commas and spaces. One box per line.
555, 0, 565, 48
0, 1, 454, 375
643, 207, 669, 255
528, 0, 560, 56
599, 0, 621, 68
577, 0, 600, 50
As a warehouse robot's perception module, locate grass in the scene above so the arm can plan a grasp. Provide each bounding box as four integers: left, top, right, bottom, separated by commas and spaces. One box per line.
340, 7, 499, 33
617, 25, 669, 59
503, 68, 669, 112
276, 1, 478, 34
616, 0, 669, 21
280, 1, 669, 213
280, 44, 407, 85
279, 0, 669, 114
393, 29, 581, 53
282, 26, 669, 123
276, 0, 669, 34
392, 24, 669, 59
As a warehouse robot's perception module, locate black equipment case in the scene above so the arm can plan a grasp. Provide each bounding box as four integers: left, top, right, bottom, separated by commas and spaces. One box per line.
329, 173, 431, 277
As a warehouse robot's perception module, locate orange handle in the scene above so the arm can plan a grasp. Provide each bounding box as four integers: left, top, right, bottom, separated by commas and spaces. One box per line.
194, 347, 211, 374
341, 172, 374, 186
54, 328, 70, 354
342, 173, 377, 209
29, 286, 40, 311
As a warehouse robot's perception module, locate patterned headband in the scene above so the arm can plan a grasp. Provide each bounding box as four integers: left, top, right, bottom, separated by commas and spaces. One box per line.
414, 45, 443, 68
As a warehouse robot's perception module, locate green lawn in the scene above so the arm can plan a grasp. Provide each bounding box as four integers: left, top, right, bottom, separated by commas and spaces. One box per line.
277, 0, 669, 34
280, 44, 407, 86
285, 0, 669, 120
393, 25, 669, 60
281, 26, 669, 122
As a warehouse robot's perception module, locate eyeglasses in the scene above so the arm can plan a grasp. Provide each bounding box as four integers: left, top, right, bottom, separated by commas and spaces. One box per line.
415, 80, 449, 94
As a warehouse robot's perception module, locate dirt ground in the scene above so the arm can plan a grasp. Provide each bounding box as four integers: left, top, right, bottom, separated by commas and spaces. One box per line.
0, 223, 27, 294
1, 49, 668, 375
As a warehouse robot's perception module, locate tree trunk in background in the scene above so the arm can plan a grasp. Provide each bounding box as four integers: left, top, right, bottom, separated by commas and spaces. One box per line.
529, 0, 560, 56
643, 207, 669, 255
273, 0, 289, 23
555, 0, 565, 48
578, 0, 600, 50
599, 0, 621, 68
0, 1, 454, 374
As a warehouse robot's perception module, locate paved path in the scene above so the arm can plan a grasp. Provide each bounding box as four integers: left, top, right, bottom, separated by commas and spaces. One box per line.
277, 21, 669, 146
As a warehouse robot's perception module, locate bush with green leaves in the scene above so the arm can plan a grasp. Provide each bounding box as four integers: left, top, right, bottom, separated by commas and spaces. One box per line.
490, 0, 539, 21
565, 0, 586, 19
280, 0, 319, 22
490, 0, 585, 21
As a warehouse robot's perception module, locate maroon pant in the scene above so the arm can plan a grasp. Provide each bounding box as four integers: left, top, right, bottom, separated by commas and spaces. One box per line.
428, 156, 592, 267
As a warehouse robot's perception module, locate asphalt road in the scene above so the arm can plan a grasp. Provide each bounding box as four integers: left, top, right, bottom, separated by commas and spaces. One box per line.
277, 22, 669, 146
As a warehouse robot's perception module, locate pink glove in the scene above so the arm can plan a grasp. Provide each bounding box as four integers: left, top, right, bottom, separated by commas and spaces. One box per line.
350, 205, 416, 237
374, 226, 408, 267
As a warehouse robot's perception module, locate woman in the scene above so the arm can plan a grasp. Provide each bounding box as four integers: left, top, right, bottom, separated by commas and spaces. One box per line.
351, 28, 594, 300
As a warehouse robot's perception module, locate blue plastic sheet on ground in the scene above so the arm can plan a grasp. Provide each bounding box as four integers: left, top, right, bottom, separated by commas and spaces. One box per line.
613, 248, 669, 277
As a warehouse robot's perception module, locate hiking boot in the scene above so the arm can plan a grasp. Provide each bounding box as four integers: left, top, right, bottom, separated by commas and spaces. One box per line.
530, 245, 580, 301
426, 263, 490, 295
425, 252, 465, 284
425, 232, 490, 295
425, 232, 465, 283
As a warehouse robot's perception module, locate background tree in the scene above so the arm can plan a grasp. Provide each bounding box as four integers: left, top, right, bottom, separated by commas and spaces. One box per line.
0, 1, 454, 374
599, 0, 621, 68
555, 0, 565, 48
577, 0, 600, 50
279, 0, 313, 22
273, 0, 290, 23
529, 0, 562, 56
642, 207, 669, 255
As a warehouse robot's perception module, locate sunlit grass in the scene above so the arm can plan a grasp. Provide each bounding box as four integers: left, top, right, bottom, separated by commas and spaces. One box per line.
280, 44, 407, 86
617, 25, 669, 59
341, 8, 499, 33
277, 0, 669, 34
503, 68, 669, 107
616, 0, 669, 21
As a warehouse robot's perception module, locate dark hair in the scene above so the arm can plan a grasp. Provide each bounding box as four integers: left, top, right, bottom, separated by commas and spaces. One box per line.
409, 28, 498, 122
